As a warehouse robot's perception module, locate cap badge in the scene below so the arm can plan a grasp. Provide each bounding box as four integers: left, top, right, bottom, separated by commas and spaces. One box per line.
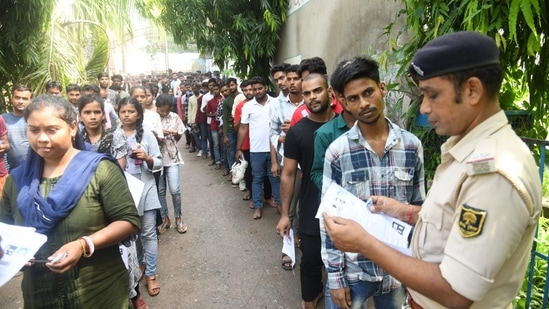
410, 62, 424, 77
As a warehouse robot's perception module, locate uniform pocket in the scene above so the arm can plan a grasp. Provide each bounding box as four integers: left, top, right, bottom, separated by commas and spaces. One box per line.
415, 202, 445, 258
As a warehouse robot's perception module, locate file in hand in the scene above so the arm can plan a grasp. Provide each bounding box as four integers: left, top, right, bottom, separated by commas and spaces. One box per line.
316, 183, 413, 255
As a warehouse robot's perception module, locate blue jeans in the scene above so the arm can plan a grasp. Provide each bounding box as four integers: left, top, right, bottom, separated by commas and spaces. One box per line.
198, 123, 209, 156
191, 127, 202, 152
158, 165, 182, 218
211, 129, 221, 164
325, 280, 405, 309
136, 210, 158, 277
250, 152, 280, 208
225, 131, 236, 170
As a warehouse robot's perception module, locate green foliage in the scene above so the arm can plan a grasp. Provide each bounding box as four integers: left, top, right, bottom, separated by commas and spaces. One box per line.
380, 0, 548, 178
0, 0, 157, 113
513, 216, 549, 309
0, 0, 55, 111
391, 0, 548, 139
160, 0, 288, 79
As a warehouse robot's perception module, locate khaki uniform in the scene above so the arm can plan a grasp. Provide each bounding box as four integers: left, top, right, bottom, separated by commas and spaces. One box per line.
409, 111, 541, 308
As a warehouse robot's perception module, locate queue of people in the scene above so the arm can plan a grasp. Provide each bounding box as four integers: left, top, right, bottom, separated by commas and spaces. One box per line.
0, 31, 543, 309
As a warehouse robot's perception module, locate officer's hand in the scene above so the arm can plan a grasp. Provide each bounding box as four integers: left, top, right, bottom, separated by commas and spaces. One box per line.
329, 287, 351, 309
322, 213, 370, 253
369, 196, 408, 221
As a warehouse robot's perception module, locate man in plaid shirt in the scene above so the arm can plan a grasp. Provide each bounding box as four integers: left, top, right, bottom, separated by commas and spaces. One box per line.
320, 56, 425, 309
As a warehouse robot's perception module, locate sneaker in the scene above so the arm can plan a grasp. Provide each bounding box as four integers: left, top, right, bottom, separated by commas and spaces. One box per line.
196, 150, 202, 157
239, 179, 247, 191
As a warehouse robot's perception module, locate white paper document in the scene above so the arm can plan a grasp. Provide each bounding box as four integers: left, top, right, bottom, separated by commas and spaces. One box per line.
0, 222, 48, 287
316, 183, 413, 255
124, 172, 145, 207
281, 229, 296, 268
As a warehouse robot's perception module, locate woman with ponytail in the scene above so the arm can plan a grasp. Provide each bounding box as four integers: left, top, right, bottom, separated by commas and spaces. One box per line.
113, 97, 163, 298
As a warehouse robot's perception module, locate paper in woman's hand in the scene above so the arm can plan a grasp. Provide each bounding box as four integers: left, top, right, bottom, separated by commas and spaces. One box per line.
316, 183, 413, 255
0, 222, 47, 287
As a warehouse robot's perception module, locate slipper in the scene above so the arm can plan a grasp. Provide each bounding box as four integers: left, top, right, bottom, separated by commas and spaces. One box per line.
242, 193, 251, 200
131, 296, 149, 309
146, 275, 160, 297
175, 218, 188, 234
249, 201, 255, 209
265, 198, 277, 208
281, 254, 294, 271
222, 170, 231, 176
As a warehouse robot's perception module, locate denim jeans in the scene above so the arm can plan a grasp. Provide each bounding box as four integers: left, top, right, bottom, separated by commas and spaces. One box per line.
250, 152, 280, 208
211, 129, 221, 164
191, 128, 202, 152
136, 210, 158, 277
219, 132, 228, 169
225, 131, 236, 171
325, 280, 405, 309
198, 123, 209, 157
158, 165, 182, 219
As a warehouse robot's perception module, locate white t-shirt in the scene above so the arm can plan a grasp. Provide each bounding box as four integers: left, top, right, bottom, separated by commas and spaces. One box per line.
232, 93, 246, 117
201, 92, 213, 124
240, 95, 274, 153
143, 109, 164, 138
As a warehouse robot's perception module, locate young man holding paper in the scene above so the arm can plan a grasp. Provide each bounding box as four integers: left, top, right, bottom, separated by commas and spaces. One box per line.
320, 56, 425, 309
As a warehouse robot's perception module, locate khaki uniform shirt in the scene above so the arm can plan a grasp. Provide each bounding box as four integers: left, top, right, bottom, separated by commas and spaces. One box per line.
409, 111, 541, 308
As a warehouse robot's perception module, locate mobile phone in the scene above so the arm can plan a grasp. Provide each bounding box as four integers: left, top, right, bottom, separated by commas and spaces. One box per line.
33, 251, 68, 264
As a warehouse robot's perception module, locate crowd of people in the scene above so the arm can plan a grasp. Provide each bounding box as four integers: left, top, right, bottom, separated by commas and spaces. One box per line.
0, 31, 543, 309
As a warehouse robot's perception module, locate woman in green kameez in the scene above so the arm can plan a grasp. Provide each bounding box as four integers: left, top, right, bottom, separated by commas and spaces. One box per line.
0, 95, 140, 309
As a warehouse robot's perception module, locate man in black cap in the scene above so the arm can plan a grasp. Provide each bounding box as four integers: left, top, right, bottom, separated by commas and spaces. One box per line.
322, 31, 541, 309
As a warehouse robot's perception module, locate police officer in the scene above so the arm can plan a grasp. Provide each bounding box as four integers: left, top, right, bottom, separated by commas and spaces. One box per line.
322, 31, 541, 309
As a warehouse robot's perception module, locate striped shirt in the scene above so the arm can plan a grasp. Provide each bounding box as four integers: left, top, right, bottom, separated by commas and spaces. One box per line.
321, 118, 425, 290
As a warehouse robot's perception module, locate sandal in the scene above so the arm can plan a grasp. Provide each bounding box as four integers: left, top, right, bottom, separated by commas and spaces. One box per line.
157, 217, 171, 234
222, 170, 231, 176
175, 217, 188, 234
281, 253, 294, 271
264, 197, 278, 208
131, 295, 149, 309
146, 275, 160, 297
242, 192, 251, 200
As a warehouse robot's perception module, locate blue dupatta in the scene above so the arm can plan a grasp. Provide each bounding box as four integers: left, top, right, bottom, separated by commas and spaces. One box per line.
11, 149, 119, 235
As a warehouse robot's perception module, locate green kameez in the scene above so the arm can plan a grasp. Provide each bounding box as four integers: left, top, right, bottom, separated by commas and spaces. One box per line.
0, 160, 140, 309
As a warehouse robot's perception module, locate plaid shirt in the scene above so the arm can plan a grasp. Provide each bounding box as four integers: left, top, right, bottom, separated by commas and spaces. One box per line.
268, 95, 302, 157
321, 119, 425, 290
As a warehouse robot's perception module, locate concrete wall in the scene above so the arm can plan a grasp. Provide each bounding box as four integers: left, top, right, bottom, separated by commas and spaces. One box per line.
275, 0, 404, 73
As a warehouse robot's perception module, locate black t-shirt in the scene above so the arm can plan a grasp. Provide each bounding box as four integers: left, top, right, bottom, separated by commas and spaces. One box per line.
284, 117, 327, 236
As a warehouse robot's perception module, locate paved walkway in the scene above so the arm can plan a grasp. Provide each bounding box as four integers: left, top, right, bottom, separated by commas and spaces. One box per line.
0, 146, 309, 308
